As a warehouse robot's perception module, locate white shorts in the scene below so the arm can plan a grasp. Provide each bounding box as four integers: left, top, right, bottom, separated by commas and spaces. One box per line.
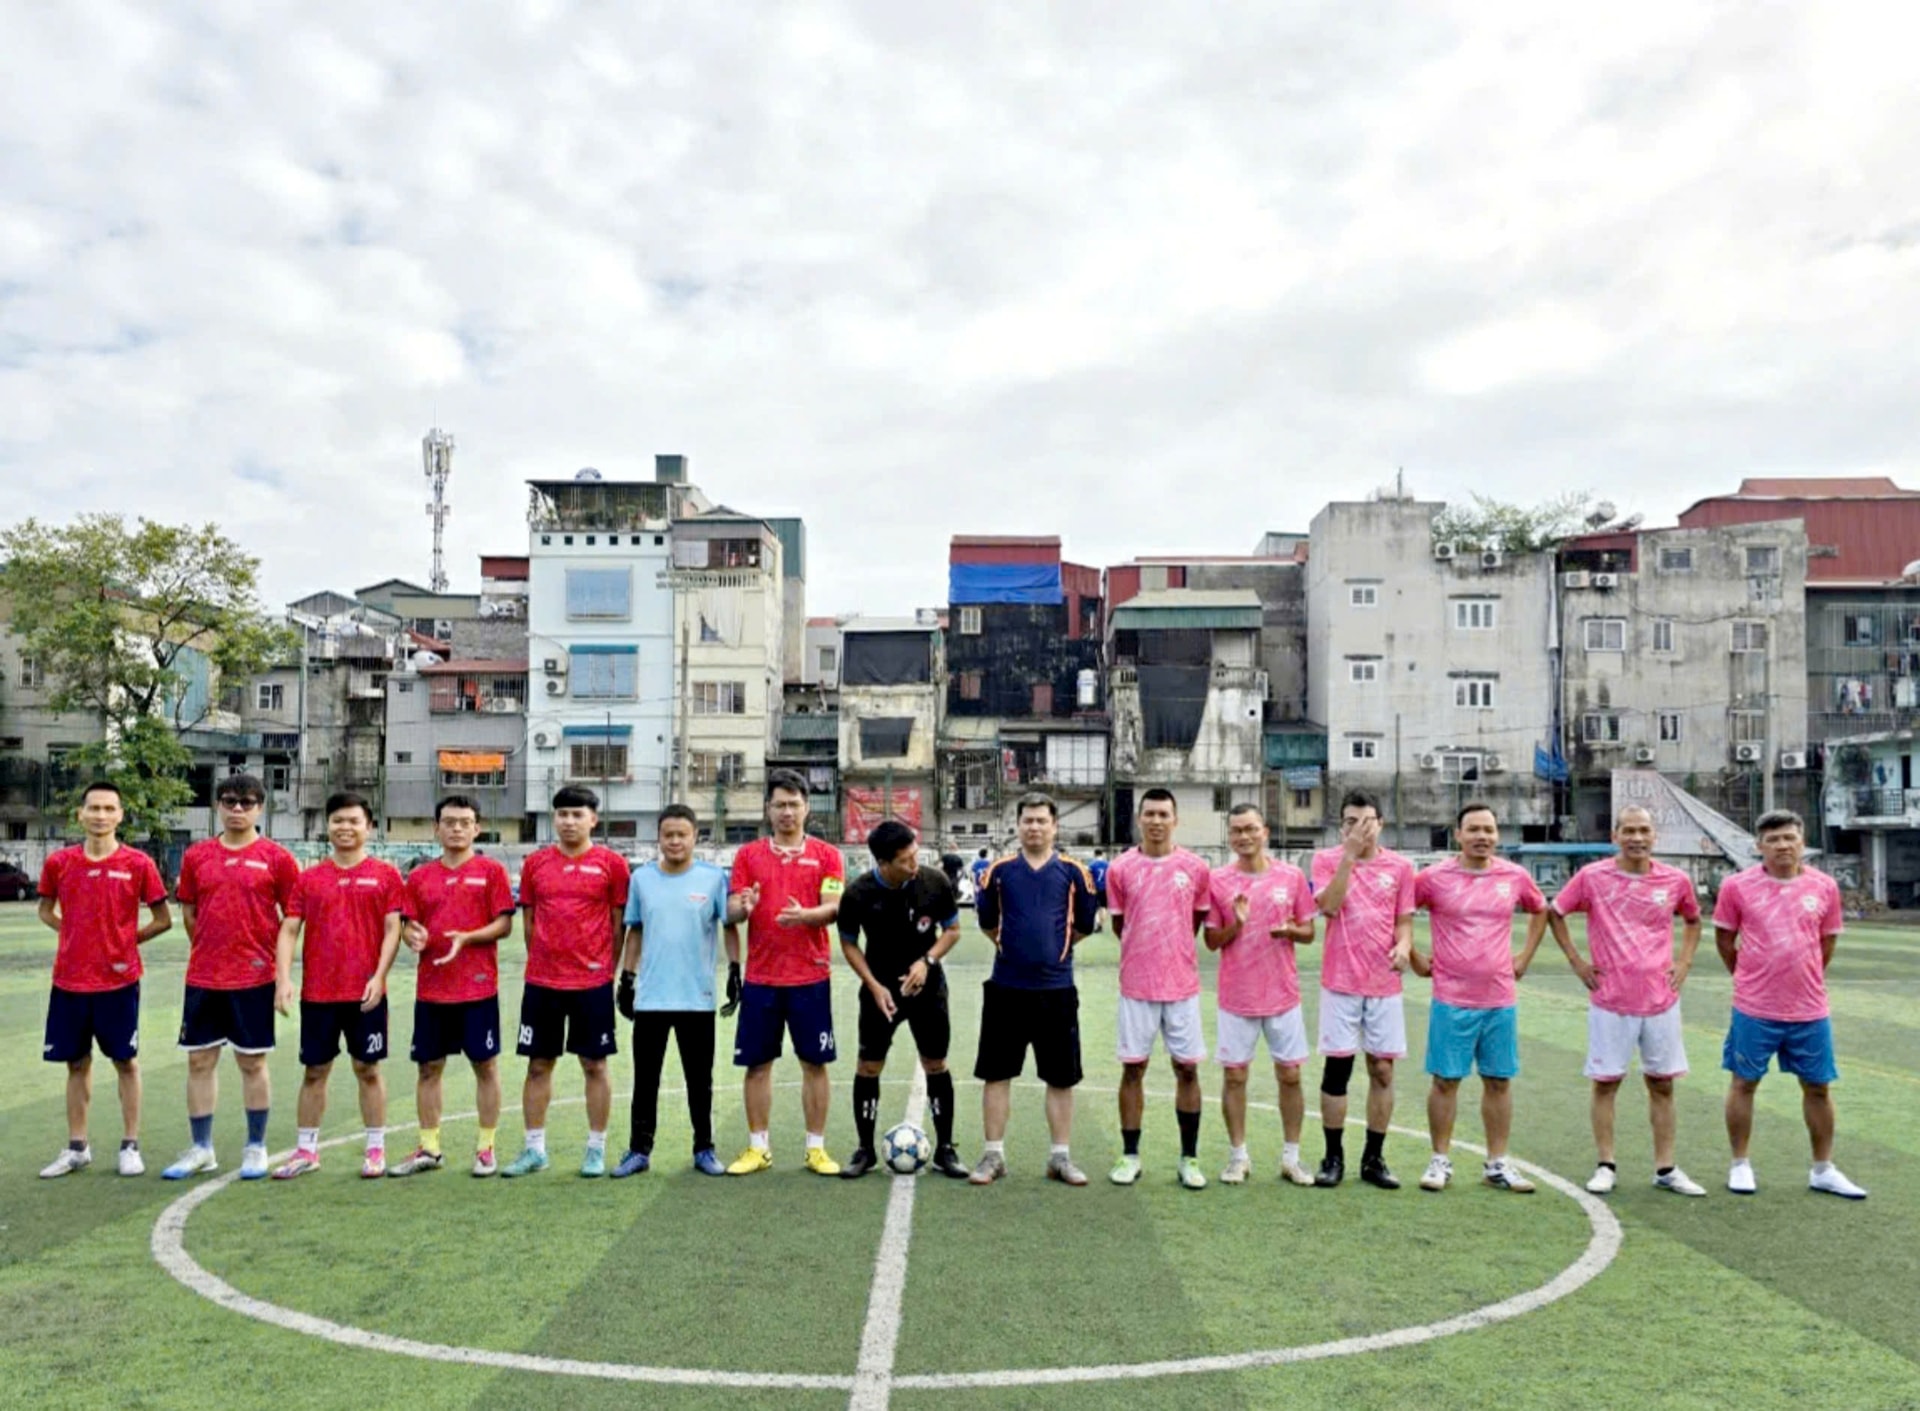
1585, 1002, 1689, 1082
1117, 994, 1207, 1064
1317, 988, 1407, 1060
1216, 1006, 1310, 1069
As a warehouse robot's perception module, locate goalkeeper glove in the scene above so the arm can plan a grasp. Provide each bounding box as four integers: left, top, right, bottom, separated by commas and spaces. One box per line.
720, 961, 743, 1018
616, 971, 636, 1021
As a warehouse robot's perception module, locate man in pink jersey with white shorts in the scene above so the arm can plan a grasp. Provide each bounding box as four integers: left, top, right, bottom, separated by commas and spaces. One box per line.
1310, 789, 1415, 1190
1715, 810, 1866, 1199
1104, 788, 1212, 1190
1536, 805, 1707, 1197
1205, 803, 1317, 1185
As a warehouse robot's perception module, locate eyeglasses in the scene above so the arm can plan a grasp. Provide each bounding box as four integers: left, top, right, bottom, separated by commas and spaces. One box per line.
217, 798, 262, 810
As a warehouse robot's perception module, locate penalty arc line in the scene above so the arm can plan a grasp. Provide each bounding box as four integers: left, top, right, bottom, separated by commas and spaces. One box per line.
846, 1065, 930, 1411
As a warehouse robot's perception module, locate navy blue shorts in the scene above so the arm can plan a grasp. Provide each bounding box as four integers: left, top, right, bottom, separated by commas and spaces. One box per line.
412, 996, 503, 1064
299, 998, 390, 1067
179, 982, 277, 1054
516, 982, 617, 1060
1723, 1008, 1838, 1085
733, 979, 836, 1068
44, 983, 141, 1064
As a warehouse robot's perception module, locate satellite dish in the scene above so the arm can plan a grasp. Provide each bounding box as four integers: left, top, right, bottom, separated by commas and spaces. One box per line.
1902, 559, 1920, 580
575, 467, 603, 481
1615, 513, 1643, 532
1586, 501, 1618, 527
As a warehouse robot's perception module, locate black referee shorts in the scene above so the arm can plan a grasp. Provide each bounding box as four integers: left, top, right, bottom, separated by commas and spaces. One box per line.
857, 973, 950, 1064
973, 981, 1081, 1089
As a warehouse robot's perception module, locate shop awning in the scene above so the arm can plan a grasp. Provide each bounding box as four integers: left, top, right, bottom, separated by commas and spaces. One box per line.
438, 750, 506, 771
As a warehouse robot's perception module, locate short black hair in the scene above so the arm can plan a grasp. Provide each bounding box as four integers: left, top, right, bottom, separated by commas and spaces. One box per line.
766, 768, 809, 801
1756, 809, 1805, 837
658, 803, 698, 832
215, 773, 264, 804
324, 790, 372, 823
1228, 802, 1265, 823
977, 847, 989, 858
1456, 801, 1498, 826
1339, 789, 1382, 817
552, 785, 600, 811
1016, 792, 1057, 820
867, 819, 917, 864
79, 779, 122, 804
435, 795, 481, 821
1139, 787, 1177, 812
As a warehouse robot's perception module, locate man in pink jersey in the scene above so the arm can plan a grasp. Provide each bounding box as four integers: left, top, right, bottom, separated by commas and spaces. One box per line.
502, 785, 632, 1178
1411, 803, 1547, 1195
1715, 810, 1865, 1199
1204, 803, 1317, 1185
1536, 805, 1707, 1197
1310, 789, 1415, 1190
37, 780, 172, 1178
271, 791, 406, 1179
163, 773, 300, 1182
1104, 788, 1213, 1190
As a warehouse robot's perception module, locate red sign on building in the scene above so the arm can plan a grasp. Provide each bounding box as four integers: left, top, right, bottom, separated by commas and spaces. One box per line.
843, 786, 923, 843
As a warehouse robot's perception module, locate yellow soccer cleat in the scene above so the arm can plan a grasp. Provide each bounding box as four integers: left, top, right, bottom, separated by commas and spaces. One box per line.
727, 1146, 773, 1176
803, 1147, 842, 1177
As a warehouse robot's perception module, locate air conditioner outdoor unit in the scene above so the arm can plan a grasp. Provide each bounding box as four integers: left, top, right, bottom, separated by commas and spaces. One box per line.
532, 731, 554, 749
1734, 743, 1763, 764
544, 679, 566, 696
1418, 753, 1439, 770
1779, 751, 1808, 771
1561, 571, 1591, 589
1592, 572, 1619, 590
1433, 542, 1457, 561
1634, 745, 1657, 764
1479, 549, 1503, 570
543, 657, 564, 674
1484, 753, 1507, 774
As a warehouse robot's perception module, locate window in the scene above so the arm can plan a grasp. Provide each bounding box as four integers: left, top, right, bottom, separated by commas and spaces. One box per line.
1584, 618, 1627, 652
1453, 599, 1497, 630
256, 682, 284, 711
1657, 711, 1682, 743
569, 743, 628, 778
565, 569, 631, 620
1844, 614, 1878, 646
1031, 683, 1054, 715
1729, 711, 1765, 744
693, 681, 748, 715
1651, 618, 1676, 653
1213, 786, 1234, 811
1582, 713, 1622, 743
1291, 788, 1313, 810
689, 751, 746, 787
218, 685, 245, 714
571, 648, 638, 698
266, 764, 290, 792
1731, 620, 1769, 652
1745, 546, 1780, 576
958, 606, 982, 635
1348, 738, 1379, 761
394, 751, 413, 764
1349, 584, 1378, 608
817, 646, 838, 676
1441, 752, 1482, 782
395, 680, 413, 693
1659, 546, 1694, 573
958, 670, 983, 700
442, 765, 506, 788
1348, 658, 1378, 683
0, 736, 22, 751
18, 656, 42, 689
1454, 677, 1496, 709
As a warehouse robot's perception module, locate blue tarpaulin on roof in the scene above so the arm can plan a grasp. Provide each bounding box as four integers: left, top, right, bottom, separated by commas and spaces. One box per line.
948, 563, 1062, 605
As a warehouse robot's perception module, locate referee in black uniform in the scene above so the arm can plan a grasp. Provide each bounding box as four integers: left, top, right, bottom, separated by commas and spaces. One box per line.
837, 820, 967, 1178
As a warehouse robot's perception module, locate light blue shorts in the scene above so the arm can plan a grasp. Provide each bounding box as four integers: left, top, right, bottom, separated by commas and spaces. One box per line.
1425, 1000, 1519, 1081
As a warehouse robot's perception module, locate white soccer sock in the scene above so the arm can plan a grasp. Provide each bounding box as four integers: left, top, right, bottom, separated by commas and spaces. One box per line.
1231, 1145, 1250, 1163
1811, 1160, 1834, 1175
365, 1128, 384, 1153
805, 1132, 825, 1150
586, 1130, 607, 1155
525, 1128, 547, 1155
297, 1127, 319, 1153
1282, 1142, 1301, 1165
1050, 1144, 1069, 1158
749, 1130, 770, 1152
983, 1140, 1005, 1157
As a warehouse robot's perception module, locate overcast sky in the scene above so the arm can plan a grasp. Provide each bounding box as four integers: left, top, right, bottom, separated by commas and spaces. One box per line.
5, 2, 1919, 615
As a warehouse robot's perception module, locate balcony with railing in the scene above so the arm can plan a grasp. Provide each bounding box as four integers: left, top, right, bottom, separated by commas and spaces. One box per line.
1847, 786, 1920, 824
428, 675, 528, 715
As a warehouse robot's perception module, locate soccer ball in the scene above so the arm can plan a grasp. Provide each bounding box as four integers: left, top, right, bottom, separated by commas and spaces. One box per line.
881, 1121, 931, 1175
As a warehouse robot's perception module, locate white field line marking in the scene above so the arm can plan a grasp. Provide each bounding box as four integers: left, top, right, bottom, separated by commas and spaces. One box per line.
847, 1066, 930, 1411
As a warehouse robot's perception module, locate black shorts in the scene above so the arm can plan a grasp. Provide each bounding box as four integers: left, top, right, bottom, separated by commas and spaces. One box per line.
517, 982, 618, 1060
179, 982, 277, 1054
733, 979, 836, 1067
857, 974, 951, 1064
299, 998, 390, 1067
44, 983, 140, 1064
974, 981, 1081, 1089
411, 996, 503, 1064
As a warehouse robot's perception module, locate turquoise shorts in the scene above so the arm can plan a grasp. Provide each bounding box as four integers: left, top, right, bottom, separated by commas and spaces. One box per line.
1425, 1000, 1519, 1081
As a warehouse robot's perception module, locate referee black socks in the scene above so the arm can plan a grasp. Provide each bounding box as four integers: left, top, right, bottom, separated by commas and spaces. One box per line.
925, 1070, 955, 1148
854, 1075, 880, 1153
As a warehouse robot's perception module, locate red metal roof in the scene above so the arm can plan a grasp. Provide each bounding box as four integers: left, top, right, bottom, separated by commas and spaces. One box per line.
479, 555, 529, 580
1678, 493, 1920, 583
1733, 477, 1916, 498
949, 535, 1062, 566
415, 658, 528, 675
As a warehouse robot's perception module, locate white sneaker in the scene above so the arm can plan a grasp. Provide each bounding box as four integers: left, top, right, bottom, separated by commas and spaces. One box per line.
1109, 1154, 1143, 1186
118, 1145, 146, 1177
1727, 1159, 1757, 1195
1280, 1157, 1316, 1187
162, 1146, 219, 1180
1483, 1158, 1535, 1193
39, 1146, 92, 1178
1220, 1155, 1252, 1185
1654, 1167, 1707, 1197
1808, 1164, 1868, 1200
239, 1145, 271, 1180
1419, 1154, 1453, 1191
1586, 1164, 1617, 1194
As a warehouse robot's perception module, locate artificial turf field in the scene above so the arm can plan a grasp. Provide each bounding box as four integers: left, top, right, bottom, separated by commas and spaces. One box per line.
1, 899, 1917, 1411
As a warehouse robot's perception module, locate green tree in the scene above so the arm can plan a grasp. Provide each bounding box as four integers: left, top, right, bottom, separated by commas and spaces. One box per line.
1430, 491, 1596, 556
0, 515, 293, 840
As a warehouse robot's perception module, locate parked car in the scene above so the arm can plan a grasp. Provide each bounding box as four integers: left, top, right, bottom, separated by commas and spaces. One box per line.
0, 861, 35, 902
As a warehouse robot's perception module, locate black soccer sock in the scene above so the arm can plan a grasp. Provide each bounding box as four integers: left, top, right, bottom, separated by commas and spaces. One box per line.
1599, 1160, 1619, 1172
854, 1075, 881, 1153
1122, 1128, 1142, 1157
1656, 1165, 1673, 1177
1363, 1128, 1385, 1164
926, 1070, 955, 1148
1177, 1108, 1200, 1160
1324, 1126, 1345, 1162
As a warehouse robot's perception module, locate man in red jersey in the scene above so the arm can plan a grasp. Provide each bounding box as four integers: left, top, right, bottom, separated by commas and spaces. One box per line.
270, 792, 406, 1180
502, 786, 631, 1178
162, 774, 300, 1183
390, 796, 516, 1178
724, 769, 845, 1176
37, 780, 171, 1179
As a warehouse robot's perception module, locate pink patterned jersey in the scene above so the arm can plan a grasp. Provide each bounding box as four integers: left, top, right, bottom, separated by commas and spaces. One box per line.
1207, 861, 1316, 1016
1712, 866, 1842, 1022
1552, 859, 1700, 1017
1311, 848, 1416, 998
1415, 857, 1547, 1010
1103, 847, 1210, 1001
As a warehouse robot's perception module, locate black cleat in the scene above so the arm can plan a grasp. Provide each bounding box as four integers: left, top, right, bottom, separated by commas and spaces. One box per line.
1360, 1157, 1401, 1190
931, 1144, 970, 1179
1313, 1156, 1345, 1187
840, 1148, 879, 1179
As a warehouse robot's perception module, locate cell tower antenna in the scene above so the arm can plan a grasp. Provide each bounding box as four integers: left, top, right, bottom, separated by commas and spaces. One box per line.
422, 427, 455, 593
